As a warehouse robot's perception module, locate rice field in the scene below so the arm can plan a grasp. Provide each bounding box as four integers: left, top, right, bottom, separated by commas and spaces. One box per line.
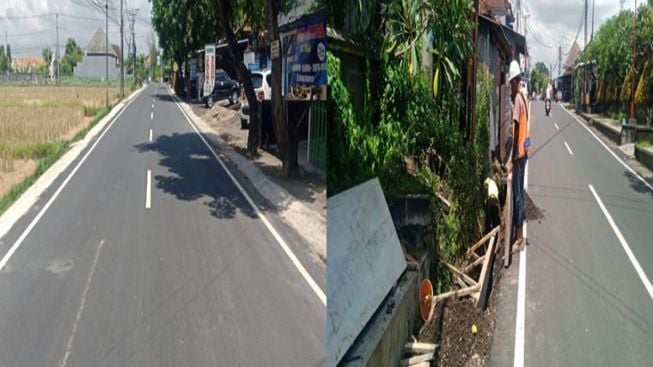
0, 85, 119, 197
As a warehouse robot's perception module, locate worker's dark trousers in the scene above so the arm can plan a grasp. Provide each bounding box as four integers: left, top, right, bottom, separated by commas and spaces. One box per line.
513, 155, 527, 228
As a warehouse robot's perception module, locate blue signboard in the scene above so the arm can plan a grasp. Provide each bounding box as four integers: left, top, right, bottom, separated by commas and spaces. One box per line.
286, 16, 326, 88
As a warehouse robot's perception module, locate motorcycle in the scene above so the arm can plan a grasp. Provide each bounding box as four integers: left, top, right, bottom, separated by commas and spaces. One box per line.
545, 98, 551, 116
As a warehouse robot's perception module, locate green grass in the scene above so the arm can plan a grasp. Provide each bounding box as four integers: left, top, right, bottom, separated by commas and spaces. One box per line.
610, 112, 627, 122
637, 140, 652, 149
0, 106, 112, 216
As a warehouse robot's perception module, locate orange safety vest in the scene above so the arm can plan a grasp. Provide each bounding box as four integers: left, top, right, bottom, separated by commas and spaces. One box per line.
512, 87, 531, 160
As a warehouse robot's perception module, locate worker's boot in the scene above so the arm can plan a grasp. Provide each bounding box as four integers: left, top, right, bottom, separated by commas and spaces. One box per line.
512, 226, 524, 253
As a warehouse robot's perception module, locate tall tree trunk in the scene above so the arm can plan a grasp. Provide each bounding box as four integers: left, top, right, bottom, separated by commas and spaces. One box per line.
216, 0, 259, 157
263, 0, 292, 176
174, 55, 184, 96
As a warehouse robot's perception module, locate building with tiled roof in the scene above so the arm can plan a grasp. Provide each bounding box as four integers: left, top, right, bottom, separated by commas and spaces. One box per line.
74, 28, 122, 79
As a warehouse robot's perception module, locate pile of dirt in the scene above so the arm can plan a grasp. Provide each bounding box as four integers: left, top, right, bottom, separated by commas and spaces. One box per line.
202, 103, 239, 128
524, 192, 544, 221
418, 297, 494, 366
413, 221, 512, 366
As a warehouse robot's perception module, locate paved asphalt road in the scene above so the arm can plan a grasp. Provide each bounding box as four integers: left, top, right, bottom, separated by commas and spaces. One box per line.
0, 83, 325, 366
492, 100, 653, 366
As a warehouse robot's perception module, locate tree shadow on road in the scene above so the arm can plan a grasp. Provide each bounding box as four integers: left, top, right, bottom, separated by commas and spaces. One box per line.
134, 133, 256, 220
623, 171, 653, 200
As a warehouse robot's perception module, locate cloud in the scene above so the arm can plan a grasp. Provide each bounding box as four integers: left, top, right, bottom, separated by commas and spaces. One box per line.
521, 0, 631, 77
1, 0, 154, 58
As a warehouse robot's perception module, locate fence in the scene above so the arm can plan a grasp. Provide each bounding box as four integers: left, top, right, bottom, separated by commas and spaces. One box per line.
308, 101, 326, 171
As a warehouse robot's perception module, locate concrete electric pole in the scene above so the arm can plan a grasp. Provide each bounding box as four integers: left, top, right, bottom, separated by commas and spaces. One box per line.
106, 1, 109, 107
127, 8, 139, 88
56, 13, 59, 84
120, 0, 124, 98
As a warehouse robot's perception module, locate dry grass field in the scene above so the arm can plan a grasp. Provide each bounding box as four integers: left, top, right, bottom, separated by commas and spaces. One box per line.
0, 85, 119, 200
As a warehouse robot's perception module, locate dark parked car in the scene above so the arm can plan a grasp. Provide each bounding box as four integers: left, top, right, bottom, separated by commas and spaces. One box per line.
204, 69, 240, 107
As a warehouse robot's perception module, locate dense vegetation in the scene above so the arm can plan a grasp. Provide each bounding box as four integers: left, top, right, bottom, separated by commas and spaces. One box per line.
579, 3, 653, 122
328, 0, 492, 291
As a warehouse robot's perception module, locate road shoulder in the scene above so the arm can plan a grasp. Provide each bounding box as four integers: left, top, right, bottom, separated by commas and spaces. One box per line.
560, 104, 653, 187
0, 85, 147, 243
174, 95, 326, 263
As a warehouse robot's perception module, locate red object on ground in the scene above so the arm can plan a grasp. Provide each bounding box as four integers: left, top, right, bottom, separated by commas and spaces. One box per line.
420, 279, 434, 322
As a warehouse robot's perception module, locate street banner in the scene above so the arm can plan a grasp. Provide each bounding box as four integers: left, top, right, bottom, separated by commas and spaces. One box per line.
203, 44, 215, 97
285, 16, 326, 94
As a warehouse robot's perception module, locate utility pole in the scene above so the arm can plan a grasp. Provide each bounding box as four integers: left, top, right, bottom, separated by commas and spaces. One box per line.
591, 0, 595, 43
106, 1, 109, 107
127, 9, 139, 88
630, 0, 637, 121
56, 13, 59, 84
558, 45, 562, 78
584, 0, 588, 50
120, 0, 124, 98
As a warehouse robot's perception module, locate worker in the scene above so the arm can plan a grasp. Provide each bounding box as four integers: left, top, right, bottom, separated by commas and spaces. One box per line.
484, 177, 500, 233
507, 60, 531, 252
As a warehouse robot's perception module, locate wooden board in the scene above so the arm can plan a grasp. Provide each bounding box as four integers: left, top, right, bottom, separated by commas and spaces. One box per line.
504, 175, 513, 267
327, 178, 407, 367
466, 225, 500, 256
477, 235, 496, 309
405, 342, 438, 354
400, 353, 434, 366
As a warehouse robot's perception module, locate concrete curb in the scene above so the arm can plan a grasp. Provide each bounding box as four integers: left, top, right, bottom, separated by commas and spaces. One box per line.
175, 94, 326, 262
635, 145, 653, 173
0, 85, 147, 241
578, 112, 622, 145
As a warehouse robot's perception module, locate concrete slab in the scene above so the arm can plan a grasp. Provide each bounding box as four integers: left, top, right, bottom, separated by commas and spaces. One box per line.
619, 143, 635, 158
327, 178, 407, 366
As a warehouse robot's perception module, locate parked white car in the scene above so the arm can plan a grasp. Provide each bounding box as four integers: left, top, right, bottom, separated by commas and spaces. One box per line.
240, 69, 272, 129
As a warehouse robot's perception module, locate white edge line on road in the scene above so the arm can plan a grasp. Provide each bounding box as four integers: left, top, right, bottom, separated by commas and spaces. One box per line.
146, 170, 152, 209
589, 184, 653, 301
149, 129, 153, 142
561, 104, 653, 191
0, 88, 143, 271
554, 122, 559, 130
150, 111, 153, 120
513, 101, 531, 367
514, 234, 527, 367
171, 92, 327, 306
59, 239, 105, 367
564, 141, 574, 156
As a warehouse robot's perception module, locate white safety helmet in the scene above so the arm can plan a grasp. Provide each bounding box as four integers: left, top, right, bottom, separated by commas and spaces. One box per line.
507, 60, 522, 83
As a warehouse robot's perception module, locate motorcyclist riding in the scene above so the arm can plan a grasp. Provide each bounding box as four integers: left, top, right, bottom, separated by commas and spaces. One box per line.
545, 81, 552, 116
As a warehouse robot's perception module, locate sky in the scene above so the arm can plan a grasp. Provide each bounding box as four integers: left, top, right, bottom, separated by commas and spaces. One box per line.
522, 0, 637, 77
1, 0, 154, 59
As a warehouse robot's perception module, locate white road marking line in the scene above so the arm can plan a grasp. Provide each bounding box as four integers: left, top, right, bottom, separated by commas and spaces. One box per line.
150, 111, 153, 120
561, 105, 653, 191
59, 240, 105, 367
589, 185, 653, 301
514, 101, 531, 367
514, 237, 527, 367
149, 129, 153, 142
564, 141, 574, 155
0, 89, 142, 271
152, 103, 154, 109
171, 91, 326, 306
145, 170, 152, 209
554, 122, 559, 130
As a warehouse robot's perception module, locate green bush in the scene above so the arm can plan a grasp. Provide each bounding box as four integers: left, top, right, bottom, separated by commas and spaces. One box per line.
83, 104, 104, 117
329, 51, 488, 291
